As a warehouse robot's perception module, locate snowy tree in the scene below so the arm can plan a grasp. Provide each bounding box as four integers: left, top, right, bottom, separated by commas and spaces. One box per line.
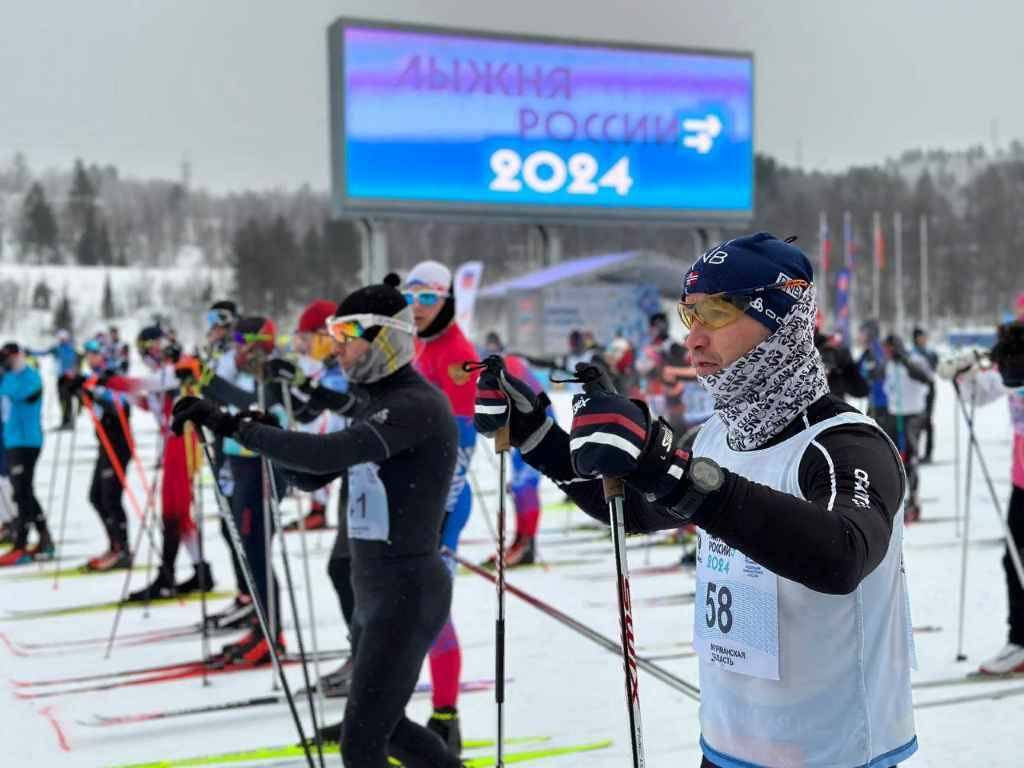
101, 274, 117, 320
52, 293, 74, 334
18, 182, 60, 264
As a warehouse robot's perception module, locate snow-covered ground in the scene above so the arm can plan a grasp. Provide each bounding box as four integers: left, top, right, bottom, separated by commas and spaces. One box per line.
1, 368, 1020, 767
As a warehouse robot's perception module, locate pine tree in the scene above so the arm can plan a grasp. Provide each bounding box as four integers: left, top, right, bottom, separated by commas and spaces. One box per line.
53, 293, 74, 335
76, 208, 99, 265
101, 274, 117, 319
96, 218, 113, 265
66, 158, 98, 254
18, 182, 60, 264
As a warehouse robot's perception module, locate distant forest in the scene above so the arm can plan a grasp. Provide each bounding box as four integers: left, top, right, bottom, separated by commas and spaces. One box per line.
2, 142, 1023, 329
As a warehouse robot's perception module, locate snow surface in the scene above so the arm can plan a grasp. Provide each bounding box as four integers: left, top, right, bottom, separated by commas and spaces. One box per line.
1, 368, 1021, 767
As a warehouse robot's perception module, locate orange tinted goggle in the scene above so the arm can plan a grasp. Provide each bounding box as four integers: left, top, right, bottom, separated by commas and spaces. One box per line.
324, 314, 414, 344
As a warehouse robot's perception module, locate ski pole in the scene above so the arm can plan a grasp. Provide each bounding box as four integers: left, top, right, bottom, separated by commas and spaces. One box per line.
464, 356, 511, 766
43, 418, 65, 560
576, 363, 647, 768
954, 378, 962, 539
260, 381, 326, 768
194, 426, 318, 768
280, 384, 328, 743
187, 419, 212, 686
954, 383, 977, 662
952, 378, 1024, 654
52, 401, 80, 590
494, 412, 510, 767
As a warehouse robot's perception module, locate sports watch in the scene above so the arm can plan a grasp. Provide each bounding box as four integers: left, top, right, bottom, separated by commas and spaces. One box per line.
674, 456, 725, 517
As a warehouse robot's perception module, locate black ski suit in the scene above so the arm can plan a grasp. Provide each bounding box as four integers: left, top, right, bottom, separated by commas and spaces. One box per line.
235, 364, 460, 768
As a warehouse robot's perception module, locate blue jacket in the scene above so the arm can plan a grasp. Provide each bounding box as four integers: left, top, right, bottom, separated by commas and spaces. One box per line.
0, 365, 44, 449
33, 342, 79, 376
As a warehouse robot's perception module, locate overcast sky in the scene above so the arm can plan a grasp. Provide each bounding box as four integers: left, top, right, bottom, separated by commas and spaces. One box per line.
2, 0, 1020, 193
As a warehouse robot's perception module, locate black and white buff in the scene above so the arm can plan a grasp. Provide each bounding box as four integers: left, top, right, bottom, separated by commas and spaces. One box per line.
698, 286, 829, 452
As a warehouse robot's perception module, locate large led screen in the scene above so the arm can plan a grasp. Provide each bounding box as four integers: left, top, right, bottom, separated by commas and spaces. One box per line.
328, 19, 754, 222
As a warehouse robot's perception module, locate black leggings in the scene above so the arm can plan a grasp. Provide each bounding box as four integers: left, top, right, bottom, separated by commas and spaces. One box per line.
1007, 485, 1024, 646
90, 448, 131, 550
342, 554, 459, 768
227, 456, 281, 630
328, 476, 355, 630
6, 447, 48, 548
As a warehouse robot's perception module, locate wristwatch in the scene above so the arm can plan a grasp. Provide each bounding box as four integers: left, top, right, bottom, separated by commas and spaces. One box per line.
674, 456, 725, 517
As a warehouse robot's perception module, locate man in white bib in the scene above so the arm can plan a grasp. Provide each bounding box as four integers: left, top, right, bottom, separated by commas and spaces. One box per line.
474, 233, 917, 768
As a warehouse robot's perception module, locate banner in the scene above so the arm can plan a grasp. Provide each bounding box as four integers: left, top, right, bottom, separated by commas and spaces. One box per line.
835, 267, 852, 344
329, 19, 753, 222
453, 261, 484, 337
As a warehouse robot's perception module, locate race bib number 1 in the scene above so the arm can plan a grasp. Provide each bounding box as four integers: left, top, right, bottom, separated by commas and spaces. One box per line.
347, 463, 390, 542
693, 532, 780, 680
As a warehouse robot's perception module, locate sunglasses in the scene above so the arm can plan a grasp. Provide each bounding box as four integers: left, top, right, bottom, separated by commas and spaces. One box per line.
677, 279, 810, 330
325, 313, 415, 344
206, 309, 235, 329
402, 290, 448, 307
231, 332, 273, 346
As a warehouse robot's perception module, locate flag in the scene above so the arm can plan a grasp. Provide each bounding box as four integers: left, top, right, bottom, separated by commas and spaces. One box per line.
873, 215, 886, 270
819, 214, 831, 275
835, 267, 852, 344
453, 261, 484, 337
843, 211, 854, 268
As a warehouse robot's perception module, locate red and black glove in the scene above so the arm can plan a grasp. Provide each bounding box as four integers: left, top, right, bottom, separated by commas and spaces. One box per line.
569, 391, 690, 500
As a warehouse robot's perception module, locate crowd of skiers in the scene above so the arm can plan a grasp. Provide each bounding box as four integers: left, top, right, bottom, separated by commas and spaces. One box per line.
1, 238, 1023, 767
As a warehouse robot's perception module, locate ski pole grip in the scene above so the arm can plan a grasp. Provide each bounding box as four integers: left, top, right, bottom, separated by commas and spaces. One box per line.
495, 423, 511, 453
603, 477, 625, 500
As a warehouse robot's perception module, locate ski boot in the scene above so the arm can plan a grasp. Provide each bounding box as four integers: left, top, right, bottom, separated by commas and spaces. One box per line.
979, 643, 1024, 675
29, 536, 56, 562
127, 567, 176, 602
205, 595, 254, 630
223, 629, 285, 666
482, 535, 537, 569
85, 547, 132, 572
312, 719, 343, 744
0, 548, 33, 567
284, 503, 328, 531
176, 561, 215, 594
426, 707, 463, 756
317, 657, 353, 698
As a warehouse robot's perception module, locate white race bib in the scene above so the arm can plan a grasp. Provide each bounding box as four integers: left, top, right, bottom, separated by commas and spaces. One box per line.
347, 463, 390, 542
693, 532, 780, 680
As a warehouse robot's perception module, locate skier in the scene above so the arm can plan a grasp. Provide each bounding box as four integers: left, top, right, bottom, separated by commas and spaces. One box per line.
69, 339, 135, 571
857, 318, 889, 419
476, 233, 917, 768
125, 326, 213, 601
107, 326, 130, 374
0, 343, 53, 565
637, 312, 690, 432
815, 312, 869, 401
481, 332, 544, 566
172, 275, 462, 768
200, 315, 288, 663
881, 334, 933, 522
284, 299, 358, 695
404, 260, 480, 752
941, 295, 1024, 674
284, 299, 348, 532
31, 328, 79, 429
912, 327, 939, 463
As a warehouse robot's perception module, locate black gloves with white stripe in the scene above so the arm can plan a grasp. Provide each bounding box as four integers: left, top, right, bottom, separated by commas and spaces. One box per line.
570, 392, 690, 502
474, 367, 552, 450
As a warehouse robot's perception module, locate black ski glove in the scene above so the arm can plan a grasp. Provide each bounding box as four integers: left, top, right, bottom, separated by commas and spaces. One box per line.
307, 384, 359, 415
171, 396, 279, 438
263, 358, 304, 386
474, 365, 551, 450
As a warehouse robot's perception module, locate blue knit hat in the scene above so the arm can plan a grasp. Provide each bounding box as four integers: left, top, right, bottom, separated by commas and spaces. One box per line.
681, 232, 814, 331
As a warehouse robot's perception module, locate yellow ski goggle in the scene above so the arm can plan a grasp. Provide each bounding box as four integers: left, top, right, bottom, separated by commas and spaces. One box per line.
678, 279, 810, 330
325, 313, 415, 344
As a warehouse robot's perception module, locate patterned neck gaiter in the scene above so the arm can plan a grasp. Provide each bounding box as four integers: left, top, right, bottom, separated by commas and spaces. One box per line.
698, 287, 830, 451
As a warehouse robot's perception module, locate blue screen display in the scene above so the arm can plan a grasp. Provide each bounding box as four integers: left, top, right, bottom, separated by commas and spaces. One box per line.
330, 21, 754, 222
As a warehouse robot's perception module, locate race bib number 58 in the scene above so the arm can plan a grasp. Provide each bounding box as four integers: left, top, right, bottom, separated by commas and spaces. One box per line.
693, 533, 780, 680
